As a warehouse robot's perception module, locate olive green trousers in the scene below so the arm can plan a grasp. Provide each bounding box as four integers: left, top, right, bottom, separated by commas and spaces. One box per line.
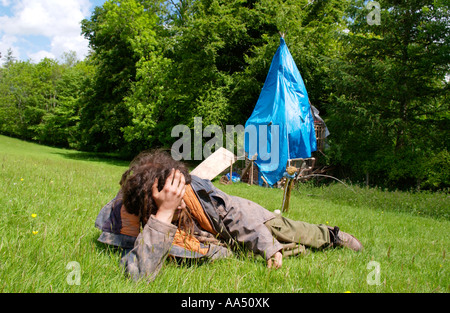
264, 214, 331, 257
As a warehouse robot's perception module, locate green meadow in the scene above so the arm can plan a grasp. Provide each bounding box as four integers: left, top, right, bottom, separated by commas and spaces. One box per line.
0, 135, 448, 293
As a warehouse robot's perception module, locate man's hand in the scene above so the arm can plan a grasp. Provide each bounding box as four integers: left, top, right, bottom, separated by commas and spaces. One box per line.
267, 251, 283, 269
152, 169, 186, 224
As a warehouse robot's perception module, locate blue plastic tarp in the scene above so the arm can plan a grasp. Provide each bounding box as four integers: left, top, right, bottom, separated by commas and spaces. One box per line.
244, 37, 317, 186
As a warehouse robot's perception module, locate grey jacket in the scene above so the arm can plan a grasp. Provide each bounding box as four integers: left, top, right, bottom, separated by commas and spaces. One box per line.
97, 175, 282, 281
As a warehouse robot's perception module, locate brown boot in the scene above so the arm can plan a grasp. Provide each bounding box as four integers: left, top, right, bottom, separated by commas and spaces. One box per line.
328, 226, 363, 251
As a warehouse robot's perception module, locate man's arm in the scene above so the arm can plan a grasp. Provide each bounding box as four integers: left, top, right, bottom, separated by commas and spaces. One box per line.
215, 192, 284, 267
121, 215, 177, 281
121, 169, 186, 281
267, 251, 283, 269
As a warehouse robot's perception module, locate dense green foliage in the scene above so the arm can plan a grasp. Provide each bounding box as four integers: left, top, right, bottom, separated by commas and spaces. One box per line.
0, 50, 95, 148
0, 0, 448, 190
326, 0, 450, 190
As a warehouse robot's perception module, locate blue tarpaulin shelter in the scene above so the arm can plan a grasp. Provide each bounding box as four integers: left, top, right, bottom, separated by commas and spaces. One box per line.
244, 37, 317, 186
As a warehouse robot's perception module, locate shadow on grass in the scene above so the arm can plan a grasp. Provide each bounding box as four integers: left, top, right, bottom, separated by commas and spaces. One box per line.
91, 233, 131, 258
53, 151, 131, 168
53, 150, 206, 171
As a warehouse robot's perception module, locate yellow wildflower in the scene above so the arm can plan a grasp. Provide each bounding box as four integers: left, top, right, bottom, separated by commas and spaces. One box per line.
32, 231, 38, 235
31, 214, 37, 218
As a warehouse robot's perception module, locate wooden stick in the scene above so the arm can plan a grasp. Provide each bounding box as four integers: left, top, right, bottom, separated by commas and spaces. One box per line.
241, 153, 257, 180
250, 161, 254, 185
261, 176, 268, 187
230, 160, 233, 184
282, 178, 294, 212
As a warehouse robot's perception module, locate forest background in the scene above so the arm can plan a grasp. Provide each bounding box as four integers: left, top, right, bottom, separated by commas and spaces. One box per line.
0, 0, 448, 191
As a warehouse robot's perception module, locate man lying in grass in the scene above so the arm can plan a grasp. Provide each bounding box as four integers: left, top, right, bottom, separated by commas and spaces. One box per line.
95, 150, 363, 281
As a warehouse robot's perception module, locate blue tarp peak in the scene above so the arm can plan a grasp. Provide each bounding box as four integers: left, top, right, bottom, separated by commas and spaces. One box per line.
244, 37, 317, 186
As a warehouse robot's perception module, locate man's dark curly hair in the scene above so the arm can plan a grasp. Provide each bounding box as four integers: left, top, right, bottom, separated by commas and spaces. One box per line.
120, 150, 191, 226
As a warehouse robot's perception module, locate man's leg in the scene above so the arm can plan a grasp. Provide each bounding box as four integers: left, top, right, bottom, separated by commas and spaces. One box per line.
265, 215, 331, 249
327, 226, 363, 251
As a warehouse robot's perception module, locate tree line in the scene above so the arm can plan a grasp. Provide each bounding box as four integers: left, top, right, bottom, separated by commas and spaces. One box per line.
0, 0, 448, 190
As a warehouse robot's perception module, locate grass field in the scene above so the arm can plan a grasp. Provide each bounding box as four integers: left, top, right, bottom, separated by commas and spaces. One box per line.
0, 134, 448, 293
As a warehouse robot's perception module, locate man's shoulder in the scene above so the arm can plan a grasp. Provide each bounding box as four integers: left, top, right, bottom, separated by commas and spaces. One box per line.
190, 175, 214, 190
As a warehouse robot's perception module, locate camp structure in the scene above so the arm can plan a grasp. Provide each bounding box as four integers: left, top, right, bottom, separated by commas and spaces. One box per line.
244, 37, 320, 188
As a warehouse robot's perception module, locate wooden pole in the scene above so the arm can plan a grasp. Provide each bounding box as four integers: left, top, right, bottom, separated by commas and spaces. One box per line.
230, 160, 233, 184
241, 153, 257, 182
282, 178, 294, 212
281, 165, 298, 213
250, 161, 254, 185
